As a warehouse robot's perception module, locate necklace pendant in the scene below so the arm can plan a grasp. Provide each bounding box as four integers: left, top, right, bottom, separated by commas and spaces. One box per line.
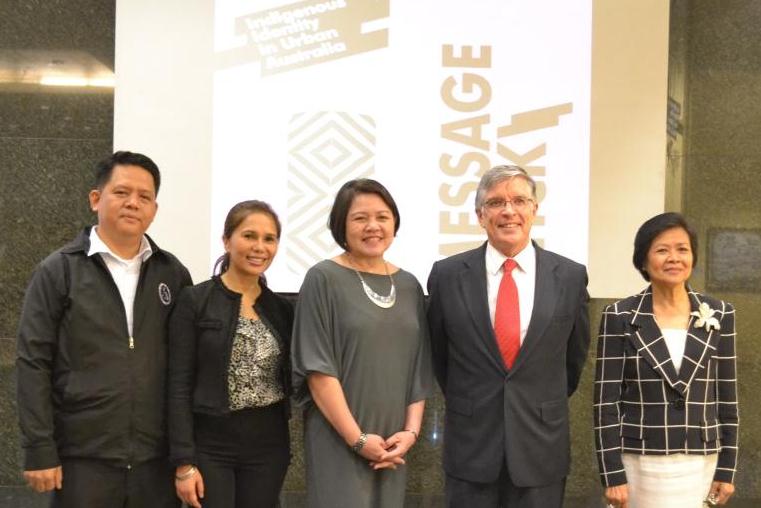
360, 278, 396, 308
351, 262, 396, 309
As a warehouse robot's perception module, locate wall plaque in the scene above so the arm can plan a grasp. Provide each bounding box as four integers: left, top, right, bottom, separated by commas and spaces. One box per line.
707, 228, 761, 292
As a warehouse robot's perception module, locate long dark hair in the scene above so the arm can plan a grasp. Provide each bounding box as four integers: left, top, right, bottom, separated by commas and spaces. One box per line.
213, 200, 282, 278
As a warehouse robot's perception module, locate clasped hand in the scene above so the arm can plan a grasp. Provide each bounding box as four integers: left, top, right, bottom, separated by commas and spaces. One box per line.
358, 431, 416, 471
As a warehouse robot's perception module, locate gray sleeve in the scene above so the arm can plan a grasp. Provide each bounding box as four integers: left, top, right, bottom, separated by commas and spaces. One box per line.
291, 266, 339, 406
407, 280, 434, 404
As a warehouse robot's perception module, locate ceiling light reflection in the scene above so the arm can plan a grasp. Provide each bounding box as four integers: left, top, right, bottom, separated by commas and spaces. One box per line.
39, 75, 115, 88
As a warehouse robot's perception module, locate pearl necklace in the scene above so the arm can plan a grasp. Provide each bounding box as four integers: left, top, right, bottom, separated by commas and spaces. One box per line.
346, 256, 396, 309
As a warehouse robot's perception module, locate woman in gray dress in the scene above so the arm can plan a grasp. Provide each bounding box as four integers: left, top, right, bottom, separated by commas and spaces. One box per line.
292, 179, 433, 508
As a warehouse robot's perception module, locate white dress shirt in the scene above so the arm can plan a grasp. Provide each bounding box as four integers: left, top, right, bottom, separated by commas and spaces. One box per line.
661, 328, 688, 373
486, 241, 536, 345
88, 227, 153, 336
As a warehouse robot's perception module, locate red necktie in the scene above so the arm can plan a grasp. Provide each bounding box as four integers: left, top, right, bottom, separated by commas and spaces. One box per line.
494, 259, 520, 369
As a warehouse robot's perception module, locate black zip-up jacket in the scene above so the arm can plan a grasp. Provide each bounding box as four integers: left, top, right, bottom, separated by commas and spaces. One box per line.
16, 227, 192, 470
167, 275, 294, 466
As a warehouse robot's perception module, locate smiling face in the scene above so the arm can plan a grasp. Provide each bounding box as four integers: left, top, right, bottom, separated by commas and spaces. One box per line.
88, 164, 158, 246
644, 227, 693, 289
223, 212, 279, 279
476, 176, 537, 257
344, 192, 395, 260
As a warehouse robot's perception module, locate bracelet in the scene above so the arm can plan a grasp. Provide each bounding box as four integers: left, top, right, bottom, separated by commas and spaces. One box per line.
404, 429, 418, 440
351, 432, 368, 453
175, 465, 197, 481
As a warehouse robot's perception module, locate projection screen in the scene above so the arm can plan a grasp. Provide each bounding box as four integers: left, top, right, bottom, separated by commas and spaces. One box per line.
116, 0, 592, 292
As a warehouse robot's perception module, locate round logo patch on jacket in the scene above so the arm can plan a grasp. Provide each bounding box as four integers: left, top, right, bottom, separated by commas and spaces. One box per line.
158, 283, 172, 305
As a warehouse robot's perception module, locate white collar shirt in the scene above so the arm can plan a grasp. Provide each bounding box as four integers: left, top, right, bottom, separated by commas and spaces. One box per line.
88, 227, 153, 336
485, 240, 536, 344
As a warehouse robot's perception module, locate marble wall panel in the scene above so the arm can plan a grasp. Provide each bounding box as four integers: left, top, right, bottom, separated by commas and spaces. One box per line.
674, 0, 761, 503
684, 156, 761, 233
0, 0, 115, 69
0, 339, 23, 487
0, 93, 113, 140
0, 2, 117, 503
0, 486, 49, 508
0, 137, 111, 338
684, 0, 761, 158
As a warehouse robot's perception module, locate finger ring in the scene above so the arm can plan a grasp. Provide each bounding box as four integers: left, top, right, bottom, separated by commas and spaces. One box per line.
607, 504, 615, 508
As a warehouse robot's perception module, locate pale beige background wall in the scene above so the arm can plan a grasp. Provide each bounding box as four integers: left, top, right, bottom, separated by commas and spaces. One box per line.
114, 0, 214, 280
588, 0, 670, 298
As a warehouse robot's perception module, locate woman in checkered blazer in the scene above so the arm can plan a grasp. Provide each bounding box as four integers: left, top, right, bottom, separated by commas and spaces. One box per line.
593, 213, 738, 508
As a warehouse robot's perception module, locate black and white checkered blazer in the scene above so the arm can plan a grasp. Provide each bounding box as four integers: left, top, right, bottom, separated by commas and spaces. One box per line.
593, 286, 738, 487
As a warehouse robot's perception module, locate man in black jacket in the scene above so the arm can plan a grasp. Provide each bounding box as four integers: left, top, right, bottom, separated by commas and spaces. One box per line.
16, 151, 192, 507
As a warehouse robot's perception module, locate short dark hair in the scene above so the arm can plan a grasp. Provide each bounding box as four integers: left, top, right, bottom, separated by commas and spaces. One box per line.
632, 212, 698, 281
94, 151, 161, 195
214, 200, 282, 275
329, 179, 400, 250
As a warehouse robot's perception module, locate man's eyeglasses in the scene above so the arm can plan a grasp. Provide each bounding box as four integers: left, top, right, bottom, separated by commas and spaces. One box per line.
481, 197, 534, 212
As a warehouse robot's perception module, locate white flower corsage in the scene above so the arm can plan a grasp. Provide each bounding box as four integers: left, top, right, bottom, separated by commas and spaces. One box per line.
690, 302, 721, 332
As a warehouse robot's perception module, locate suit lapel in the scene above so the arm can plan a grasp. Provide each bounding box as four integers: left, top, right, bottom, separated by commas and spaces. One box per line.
629, 287, 684, 394
677, 289, 718, 388
457, 244, 506, 372
509, 245, 558, 373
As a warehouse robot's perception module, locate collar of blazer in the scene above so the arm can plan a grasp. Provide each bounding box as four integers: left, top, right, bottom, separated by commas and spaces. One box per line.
457, 241, 559, 375
627, 285, 719, 396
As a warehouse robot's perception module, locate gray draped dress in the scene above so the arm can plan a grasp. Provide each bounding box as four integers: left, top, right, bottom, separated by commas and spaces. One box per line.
292, 260, 433, 508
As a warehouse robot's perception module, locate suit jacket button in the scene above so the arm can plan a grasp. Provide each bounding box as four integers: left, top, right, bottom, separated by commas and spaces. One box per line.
672, 398, 685, 410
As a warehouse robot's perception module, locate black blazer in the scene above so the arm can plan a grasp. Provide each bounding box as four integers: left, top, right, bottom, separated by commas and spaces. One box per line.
427, 242, 590, 486
593, 287, 739, 487
167, 276, 294, 466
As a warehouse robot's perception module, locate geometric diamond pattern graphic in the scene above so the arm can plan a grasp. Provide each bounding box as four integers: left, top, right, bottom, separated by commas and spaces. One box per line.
287, 111, 376, 273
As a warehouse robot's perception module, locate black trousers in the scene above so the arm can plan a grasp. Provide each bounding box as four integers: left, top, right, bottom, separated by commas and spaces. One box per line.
51, 457, 179, 508
446, 462, 565, 508
194, 401, 290, 508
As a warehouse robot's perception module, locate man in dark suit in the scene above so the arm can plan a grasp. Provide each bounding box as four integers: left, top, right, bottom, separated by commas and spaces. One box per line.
427, 165, 590, 507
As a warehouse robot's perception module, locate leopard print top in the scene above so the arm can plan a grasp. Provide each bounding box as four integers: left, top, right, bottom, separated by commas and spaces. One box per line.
227, 316, 285, 410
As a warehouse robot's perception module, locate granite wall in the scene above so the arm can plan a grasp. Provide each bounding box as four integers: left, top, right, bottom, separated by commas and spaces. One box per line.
674, 0, 761, 503
0, 1, 116, 505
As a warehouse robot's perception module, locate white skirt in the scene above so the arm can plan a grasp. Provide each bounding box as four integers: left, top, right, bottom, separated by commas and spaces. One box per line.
622, 453, 718, 508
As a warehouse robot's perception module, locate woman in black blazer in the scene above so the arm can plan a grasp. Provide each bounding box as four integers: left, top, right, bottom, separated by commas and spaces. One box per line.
594, 213, 738, 508
168, 200, 293, 508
